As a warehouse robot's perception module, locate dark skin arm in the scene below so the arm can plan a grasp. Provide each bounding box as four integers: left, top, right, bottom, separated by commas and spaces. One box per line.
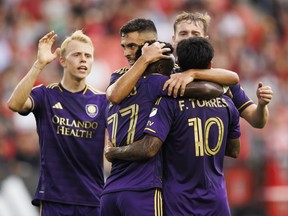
105, 135, 163, 162
183, 81, 223, 99
225, 138, 240, 158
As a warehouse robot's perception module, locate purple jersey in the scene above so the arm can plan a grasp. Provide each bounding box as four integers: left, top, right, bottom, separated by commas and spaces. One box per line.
103, 68, 169, 194
230, 83, 254, 113
24, 83, 107, 207
144, 95, 240, 216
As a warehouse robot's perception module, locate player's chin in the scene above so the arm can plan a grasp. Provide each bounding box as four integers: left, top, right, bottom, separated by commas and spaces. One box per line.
127, 59, 136, 66
77, 71, 90, 79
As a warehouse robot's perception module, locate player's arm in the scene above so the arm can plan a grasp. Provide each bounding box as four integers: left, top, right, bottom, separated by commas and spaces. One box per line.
7, 31, 60, 113
106, 42, 171, 104
7, 61, 42, 113
241, 82, 272, 128
225, 138, 240, 158
164, 68, 239, 98
105, 135, 163, 162
181, 81, 224, 99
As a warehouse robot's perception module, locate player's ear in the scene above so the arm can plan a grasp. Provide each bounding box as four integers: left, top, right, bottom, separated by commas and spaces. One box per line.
208, 62, 212, 69
157, 63, 163, 74
59, 57, 66, 68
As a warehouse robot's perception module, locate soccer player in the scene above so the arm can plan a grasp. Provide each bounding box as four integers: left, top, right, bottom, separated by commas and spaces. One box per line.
165, 11, 273, 128
101, 41, 175, 216
105, 36, 240, 216
106, 18, 240, 105
7, 30, 107, 216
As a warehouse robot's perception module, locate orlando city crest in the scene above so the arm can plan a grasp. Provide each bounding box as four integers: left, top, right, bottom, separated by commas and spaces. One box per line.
86, 104, 98, 118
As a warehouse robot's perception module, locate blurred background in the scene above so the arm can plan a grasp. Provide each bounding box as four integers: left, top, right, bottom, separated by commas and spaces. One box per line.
0, 0, 287, 215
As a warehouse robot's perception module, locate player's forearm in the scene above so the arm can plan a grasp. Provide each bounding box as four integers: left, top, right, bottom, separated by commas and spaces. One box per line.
7, 61, 45, 112
252, 104, 269, 128
188, 68, 239, 86
105, 135, 162, 161
106, 57, 149, 104
105, 143, 149, 161
241, 104, 269, 128
225, 138, 240, 158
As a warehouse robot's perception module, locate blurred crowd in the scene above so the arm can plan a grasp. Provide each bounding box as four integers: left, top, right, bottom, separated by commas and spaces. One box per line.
0, 0, 287, 215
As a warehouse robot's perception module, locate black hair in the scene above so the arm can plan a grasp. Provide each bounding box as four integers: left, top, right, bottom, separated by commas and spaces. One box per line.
176, 37, 214, 70
120, 18, 157, 35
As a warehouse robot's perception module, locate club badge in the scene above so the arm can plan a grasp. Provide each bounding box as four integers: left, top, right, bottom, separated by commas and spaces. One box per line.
86, 104, 98, 118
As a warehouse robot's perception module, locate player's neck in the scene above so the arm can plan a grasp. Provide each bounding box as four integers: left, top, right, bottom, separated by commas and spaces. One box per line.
60, 79, 86, 93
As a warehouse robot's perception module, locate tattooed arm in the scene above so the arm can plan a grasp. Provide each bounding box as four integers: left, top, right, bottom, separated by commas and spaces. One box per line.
105, 135, 163, 162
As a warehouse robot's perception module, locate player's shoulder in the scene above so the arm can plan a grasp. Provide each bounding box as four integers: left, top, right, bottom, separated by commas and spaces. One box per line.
37, 83, 69, 94
32, 83, 45, 90
46, 83, 62, 90
229, 83, 242, 93
113, 67, 129, 75
222, 95, 238, 111
32, 83, 60, 92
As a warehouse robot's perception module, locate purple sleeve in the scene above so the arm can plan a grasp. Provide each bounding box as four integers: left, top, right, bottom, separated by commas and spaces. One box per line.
109, 72, 122, 86
146, 74, 170, 98
230, 83, 254, 113
226, 96, 241, 139
108, 67, 128, 86
144, 97, 174, 142
30, 84, 46, 113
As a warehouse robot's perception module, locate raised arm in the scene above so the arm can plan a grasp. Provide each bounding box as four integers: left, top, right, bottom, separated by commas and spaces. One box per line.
241, 82, 272, 128
106, 42, 171, 104
163, 68, 239, 98
7, 31, 60, 113
105, 135, 163, 162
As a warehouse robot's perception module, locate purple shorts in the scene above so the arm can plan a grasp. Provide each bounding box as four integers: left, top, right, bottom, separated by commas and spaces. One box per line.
40, 201, 100, 216
101, 188, 162, 216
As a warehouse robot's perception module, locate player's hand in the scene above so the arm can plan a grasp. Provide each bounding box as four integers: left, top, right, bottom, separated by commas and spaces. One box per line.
141, 41, 171, 64
256, 82, 273, 106
104, 140, 116, 162
104, 146, 116, 162
163, 72, 195, 98
37, 31, 61, 66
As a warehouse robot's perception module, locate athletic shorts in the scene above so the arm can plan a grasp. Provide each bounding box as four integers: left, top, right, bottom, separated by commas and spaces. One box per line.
40, 201, 100, 216
101, 188, 162, 216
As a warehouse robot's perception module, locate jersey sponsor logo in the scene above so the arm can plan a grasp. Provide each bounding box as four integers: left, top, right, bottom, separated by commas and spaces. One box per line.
52, 102, 63, 109
52, 115, 98, 139
149, 108, 158, 117
86, 104, 98, 118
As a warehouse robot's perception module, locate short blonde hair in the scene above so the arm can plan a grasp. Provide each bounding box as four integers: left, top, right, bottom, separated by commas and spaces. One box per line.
173, 12, 211, 36
60, 30, 94, 57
